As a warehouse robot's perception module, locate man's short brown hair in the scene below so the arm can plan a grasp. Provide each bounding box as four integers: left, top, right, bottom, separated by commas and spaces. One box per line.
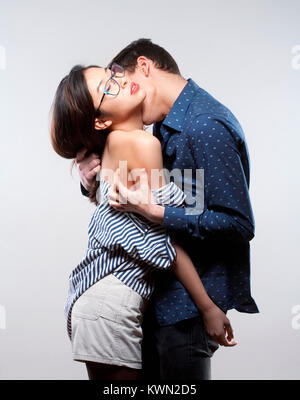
108, 38, 181, 75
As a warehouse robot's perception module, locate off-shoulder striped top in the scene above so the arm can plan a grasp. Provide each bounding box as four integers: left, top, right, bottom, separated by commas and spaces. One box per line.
64, 178, 186, 339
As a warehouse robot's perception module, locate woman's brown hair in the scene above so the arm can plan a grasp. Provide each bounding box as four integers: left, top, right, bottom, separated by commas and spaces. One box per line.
50, 65, 107, 205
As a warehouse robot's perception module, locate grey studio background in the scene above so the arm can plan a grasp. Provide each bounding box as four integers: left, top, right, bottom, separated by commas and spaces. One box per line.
0, 0, 299, 380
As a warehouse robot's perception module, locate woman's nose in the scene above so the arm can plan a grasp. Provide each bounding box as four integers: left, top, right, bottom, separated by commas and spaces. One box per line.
119, 76, 128, 89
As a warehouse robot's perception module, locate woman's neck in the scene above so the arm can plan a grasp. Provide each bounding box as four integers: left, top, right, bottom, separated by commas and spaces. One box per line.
111, 110, 144, 132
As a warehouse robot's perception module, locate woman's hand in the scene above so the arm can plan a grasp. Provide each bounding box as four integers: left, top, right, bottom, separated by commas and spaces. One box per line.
202, 305, 237, 347
75, 148, 101, 193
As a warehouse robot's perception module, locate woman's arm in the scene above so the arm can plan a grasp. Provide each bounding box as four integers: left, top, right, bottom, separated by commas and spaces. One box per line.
170, 239, 236, 346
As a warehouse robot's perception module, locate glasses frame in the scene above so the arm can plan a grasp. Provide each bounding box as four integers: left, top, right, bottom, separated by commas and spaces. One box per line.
95, 63, 125, 116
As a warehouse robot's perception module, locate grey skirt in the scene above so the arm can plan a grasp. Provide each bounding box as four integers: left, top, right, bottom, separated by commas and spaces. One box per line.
71, 273, 148, 369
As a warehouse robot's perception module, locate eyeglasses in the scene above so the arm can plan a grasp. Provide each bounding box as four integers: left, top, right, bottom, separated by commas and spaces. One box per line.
95, 63, 125, 116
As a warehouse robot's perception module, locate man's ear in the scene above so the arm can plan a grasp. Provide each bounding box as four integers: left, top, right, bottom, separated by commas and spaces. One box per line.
95, 119, 112, 131
136, 56, 151, 77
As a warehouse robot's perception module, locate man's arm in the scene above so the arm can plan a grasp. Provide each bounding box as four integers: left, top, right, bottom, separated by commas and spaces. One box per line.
161, 118, 255, 242
109, 118, 255, 242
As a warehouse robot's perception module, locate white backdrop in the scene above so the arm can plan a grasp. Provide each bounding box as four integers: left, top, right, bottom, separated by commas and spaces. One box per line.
0, 0, 299, 380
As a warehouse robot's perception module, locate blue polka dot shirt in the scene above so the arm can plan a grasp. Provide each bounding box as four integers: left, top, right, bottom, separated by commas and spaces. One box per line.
150, 78, 259, 326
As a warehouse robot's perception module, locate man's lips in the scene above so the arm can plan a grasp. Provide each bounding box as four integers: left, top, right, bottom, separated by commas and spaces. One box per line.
130, 82, 139, 95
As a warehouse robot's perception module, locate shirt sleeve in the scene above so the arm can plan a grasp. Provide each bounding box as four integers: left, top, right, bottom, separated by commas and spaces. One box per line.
162, 117, 255, 242
124, 181, 186, 270
91, 179, 186, 272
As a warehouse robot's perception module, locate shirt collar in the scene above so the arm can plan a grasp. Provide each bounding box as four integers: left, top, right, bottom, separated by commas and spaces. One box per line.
162, 78, 198, 132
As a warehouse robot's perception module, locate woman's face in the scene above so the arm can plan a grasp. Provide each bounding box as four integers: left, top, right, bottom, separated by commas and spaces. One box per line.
84, 67, 146, 129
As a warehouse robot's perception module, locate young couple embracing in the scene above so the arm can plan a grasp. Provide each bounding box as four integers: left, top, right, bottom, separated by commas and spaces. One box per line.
51, 38, 259, 381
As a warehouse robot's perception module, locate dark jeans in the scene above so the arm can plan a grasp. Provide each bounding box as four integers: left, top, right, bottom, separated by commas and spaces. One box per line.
141, 308, 219, 381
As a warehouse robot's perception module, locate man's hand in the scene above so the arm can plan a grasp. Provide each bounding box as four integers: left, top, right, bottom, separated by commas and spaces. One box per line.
108, 168, 165, 224
75, 148, 101, 193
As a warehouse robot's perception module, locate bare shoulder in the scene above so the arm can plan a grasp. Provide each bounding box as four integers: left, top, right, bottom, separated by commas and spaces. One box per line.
108, 129, 160, 151
130, 130, 161, 147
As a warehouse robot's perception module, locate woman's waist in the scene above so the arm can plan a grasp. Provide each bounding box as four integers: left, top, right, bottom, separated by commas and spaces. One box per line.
68, 262, 155, 298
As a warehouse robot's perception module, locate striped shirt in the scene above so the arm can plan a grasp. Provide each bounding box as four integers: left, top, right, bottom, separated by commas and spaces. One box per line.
65, 177, 186, 339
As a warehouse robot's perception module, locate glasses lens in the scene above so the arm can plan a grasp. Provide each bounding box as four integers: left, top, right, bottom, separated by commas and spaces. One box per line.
105, 78, 119, 95
111, 63, 124, 77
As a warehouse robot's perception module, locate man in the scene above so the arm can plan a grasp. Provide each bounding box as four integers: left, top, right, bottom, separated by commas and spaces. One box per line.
76, 39, 259, 380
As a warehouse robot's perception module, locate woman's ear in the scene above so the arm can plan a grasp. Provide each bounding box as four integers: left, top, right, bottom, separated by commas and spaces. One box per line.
95, 119, 112, 131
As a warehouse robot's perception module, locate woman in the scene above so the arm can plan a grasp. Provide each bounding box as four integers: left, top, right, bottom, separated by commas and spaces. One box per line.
51, 63, 236, 380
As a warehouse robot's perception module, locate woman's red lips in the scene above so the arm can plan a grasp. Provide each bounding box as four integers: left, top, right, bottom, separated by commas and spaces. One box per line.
130, 82, 139, 95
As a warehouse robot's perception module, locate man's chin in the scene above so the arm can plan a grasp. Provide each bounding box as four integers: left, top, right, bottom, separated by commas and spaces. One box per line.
143, 118, 154, 126
142, 108, 159, 126
141, 96, 158, 126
